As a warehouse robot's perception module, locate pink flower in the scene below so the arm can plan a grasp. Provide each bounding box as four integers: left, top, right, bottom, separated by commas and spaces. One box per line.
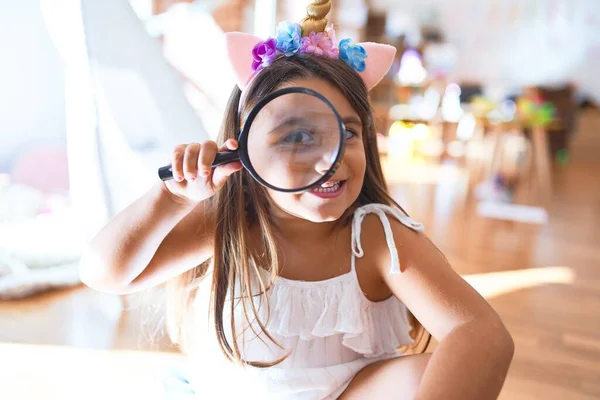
300, 31, 338, 58
325, 24, 339, 58
325, 24, 337, 47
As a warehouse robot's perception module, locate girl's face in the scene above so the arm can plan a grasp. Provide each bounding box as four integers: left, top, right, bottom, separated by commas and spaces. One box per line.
256, 78, 366, 223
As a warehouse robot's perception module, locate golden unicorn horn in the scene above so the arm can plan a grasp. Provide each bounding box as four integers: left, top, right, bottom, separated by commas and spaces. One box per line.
300, 0, 331, 35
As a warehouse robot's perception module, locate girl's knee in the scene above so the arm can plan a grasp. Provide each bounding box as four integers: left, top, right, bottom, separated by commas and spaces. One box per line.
401, 353, 431, 392
339, 353, 432, 399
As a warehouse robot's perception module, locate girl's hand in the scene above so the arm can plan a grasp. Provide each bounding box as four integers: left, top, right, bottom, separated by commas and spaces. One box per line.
163, 139, 242, 204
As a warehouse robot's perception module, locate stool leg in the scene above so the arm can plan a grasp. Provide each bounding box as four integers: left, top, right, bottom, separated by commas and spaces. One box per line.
531, 126, 552, 203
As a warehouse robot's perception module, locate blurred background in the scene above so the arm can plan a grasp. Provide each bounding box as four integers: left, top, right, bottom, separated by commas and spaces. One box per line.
0, 0, 599, 399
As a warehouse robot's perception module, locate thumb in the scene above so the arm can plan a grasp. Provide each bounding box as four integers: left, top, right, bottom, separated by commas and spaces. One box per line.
211, 160, 243, 189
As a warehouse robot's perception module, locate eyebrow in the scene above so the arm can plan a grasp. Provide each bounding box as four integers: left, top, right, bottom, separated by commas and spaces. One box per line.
266, 116, 311, 134
262, 114, 363, 136
342, 116, 362, 127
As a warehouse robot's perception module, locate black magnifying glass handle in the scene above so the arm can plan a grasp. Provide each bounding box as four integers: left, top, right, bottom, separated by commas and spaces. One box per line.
158, 150, 240, 181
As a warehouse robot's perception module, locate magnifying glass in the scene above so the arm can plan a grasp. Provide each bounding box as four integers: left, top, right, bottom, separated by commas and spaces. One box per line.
158, 87, 346, 193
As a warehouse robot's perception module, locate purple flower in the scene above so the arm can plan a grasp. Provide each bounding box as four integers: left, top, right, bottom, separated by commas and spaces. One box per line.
252, 38, 278, 71
275, 22, 302, 56
300, 31, 338, 58
339, 38, 367, 72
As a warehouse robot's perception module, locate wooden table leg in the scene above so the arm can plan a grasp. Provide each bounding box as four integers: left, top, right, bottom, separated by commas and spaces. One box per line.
531, 126, 552, 202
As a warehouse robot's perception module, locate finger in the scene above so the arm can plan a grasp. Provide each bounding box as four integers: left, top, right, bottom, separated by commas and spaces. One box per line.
212, 161, 243, 189
171, 144, 188, 182
183, 143, 201, 181
218, 138, 238, 152
198, 141, 218, 178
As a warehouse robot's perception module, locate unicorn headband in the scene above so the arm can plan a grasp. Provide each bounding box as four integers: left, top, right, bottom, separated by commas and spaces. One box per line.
225, 0, 396, 92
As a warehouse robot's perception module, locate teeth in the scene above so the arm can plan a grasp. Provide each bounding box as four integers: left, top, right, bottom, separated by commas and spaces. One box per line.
321, 181, 339, 188
314, 181, 341, 193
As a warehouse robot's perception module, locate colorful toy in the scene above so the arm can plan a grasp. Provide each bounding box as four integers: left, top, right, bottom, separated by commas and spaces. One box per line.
517, 98, 556, 127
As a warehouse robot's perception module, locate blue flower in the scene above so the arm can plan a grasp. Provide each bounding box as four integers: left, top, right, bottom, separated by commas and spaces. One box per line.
339, 38, 367, 72
275, 21, 302, 56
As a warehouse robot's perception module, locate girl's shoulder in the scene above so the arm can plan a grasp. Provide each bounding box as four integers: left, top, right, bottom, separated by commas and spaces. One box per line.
351, 203, 424, 238
351, 203, 425, 274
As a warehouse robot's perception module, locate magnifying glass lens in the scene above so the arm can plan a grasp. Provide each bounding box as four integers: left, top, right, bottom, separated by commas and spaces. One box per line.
247, 92, 342, 190
157, 88, 345, 192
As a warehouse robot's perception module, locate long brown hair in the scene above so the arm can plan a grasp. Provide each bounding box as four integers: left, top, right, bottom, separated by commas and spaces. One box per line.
165, 53, 430, 365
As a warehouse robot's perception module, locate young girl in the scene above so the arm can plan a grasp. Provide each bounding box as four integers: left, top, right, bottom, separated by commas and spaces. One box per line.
80, 3, 513, 399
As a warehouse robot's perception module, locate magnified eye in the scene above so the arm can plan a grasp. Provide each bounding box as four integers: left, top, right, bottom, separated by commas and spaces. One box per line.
278, 130, 315, 145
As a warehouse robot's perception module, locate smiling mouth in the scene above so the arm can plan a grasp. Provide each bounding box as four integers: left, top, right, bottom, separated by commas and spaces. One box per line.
309, 180, 347, 198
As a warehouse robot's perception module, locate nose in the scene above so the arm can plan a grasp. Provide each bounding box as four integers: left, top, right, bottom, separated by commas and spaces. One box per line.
315, 151, 341, 175
314, 131, 342, 174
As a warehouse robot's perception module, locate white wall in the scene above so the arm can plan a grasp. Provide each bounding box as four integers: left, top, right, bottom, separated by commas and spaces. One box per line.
0, 0, 66, 171
377, 0, 600, 102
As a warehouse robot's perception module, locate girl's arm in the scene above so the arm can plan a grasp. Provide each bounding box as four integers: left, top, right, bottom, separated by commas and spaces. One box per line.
374, 219, 514, 399
79, 182, 215, 294
80, 140, 241, 294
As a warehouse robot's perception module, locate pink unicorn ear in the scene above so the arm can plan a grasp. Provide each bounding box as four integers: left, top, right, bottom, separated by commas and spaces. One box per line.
357, 43, 397, 91
225, 32, 262, 90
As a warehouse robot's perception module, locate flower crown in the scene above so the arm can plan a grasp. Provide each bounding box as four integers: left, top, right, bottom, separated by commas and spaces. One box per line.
225, 23, 396, 92
252, 22, 367, 74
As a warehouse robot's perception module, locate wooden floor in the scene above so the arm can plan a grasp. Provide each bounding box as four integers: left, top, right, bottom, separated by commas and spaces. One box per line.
386, 160, 600, 400
1, 160, 599, 399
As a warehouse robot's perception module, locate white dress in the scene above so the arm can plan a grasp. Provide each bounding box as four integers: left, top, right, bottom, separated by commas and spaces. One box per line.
169, 203, 425, 400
